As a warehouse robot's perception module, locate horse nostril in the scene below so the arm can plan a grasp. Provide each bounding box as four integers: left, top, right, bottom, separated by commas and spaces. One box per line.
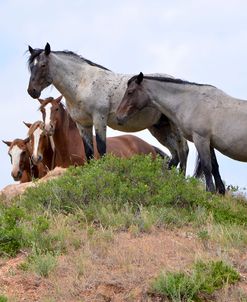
11, 170, 22, 180
38, 155, 42, 162
116, 116, 124, 125
27, 87, 40, 99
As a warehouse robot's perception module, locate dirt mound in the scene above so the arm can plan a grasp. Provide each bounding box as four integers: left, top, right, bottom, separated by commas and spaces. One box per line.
0, 167, 66, 201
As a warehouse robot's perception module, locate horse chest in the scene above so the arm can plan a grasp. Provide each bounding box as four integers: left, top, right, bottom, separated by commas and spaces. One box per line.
66, 101, 92, 125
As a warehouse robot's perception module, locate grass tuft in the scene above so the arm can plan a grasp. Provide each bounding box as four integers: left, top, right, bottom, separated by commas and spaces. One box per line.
150, 260, 240, 301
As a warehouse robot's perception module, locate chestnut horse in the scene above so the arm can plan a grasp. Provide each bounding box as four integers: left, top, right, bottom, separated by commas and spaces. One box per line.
2, 138, 44, 183
37, 96, 169, 168
24, 121, 55, 170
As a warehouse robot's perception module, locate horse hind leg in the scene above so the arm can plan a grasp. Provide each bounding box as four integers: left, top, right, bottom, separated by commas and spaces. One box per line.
193, 148, 225, 195
210, 147, 225, 195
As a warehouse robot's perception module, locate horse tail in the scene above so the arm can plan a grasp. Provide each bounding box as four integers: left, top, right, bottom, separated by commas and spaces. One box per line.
193, 153, 204, 178
153, 146, 169, 160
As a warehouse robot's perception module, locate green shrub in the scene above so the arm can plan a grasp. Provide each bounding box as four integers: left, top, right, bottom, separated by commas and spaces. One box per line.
0, 205, 27, 256
150, 271, 200, 301
194, 260, 240, 294
150, 260, 240, 301
27, 250, 57, 277
1, 155, 247, 257
0, 295, 8, 302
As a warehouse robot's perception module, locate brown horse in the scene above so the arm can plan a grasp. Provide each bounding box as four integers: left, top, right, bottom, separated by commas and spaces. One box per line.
38, 96, 168, 167
24, 121, 55, 170
2, 138, 43, 183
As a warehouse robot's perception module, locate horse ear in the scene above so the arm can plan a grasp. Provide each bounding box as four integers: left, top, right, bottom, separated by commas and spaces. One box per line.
23, 121, 32, 128
38, 98, 45, 104
56, 95, 63, 104
45, 43, 51, 56
24, 137, 30, 144
136, 72, 144, 84
2, 140, 12, 146
28, 45, 34, 54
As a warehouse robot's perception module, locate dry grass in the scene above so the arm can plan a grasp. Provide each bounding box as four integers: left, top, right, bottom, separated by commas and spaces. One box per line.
1, 227, 247, 301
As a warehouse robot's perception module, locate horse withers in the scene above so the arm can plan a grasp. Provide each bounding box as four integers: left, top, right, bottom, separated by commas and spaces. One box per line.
116, 72, 228, 195
27, 43, 188, 173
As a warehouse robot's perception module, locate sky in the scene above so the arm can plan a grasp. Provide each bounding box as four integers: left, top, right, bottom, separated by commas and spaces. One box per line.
1, 0, 247, 191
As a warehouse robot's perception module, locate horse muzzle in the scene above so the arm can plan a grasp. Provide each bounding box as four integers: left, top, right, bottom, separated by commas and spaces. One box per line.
11, 170, 22, 181
116, 115, 128, 126
31, 154, 43, 164
27, 87, 41, 99
45, 125, 55, 136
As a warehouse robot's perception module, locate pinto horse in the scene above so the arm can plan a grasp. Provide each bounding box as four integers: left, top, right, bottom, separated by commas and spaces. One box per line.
116, 73, 229, 194
37, 95, 169, 168
27, 43, 188, 173
24, 121, 55, 170
2, 138, 44, 183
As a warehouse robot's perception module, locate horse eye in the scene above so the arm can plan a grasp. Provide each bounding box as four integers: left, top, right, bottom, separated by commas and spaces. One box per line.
128, 90, 133, 95
41, 64, 46, 68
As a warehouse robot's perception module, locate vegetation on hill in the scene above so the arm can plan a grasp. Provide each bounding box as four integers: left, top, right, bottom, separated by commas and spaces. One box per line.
0, 155, 247, 301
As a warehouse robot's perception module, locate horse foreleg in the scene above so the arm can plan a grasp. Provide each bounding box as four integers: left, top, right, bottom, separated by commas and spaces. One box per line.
148, 118, 188, 174
76, 124, 94, 162
93, 114, 107, 157
210, 147, 225, 195
193, 134, 215, 193
148, 125, 177, 167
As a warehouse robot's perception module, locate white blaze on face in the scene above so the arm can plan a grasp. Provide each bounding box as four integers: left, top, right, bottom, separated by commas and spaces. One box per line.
9, 145, 22, 175
44, 103, 52, 131
33, 58, 38, 66
33, 127, 43, 159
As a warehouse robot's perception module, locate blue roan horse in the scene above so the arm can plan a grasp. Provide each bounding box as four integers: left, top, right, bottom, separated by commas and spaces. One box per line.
116, 72, 247, 194
27, 43, 189, 173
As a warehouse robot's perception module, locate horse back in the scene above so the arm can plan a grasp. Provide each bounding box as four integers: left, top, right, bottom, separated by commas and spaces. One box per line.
106, 135, 157, 158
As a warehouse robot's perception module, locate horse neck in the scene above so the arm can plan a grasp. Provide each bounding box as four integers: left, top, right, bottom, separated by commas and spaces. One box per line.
21, 154, 32, 182
144, 80, 205, 123
42, 137, 54, 169
52, 107, 73, 160
49, 53, 96, 100
20, 170, 31, 183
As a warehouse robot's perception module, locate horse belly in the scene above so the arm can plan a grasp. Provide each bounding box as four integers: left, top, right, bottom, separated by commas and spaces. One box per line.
212, 132, 247, 162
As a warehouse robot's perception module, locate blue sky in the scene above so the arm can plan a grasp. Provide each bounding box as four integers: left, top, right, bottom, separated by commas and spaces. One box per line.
1, 0, 247, 190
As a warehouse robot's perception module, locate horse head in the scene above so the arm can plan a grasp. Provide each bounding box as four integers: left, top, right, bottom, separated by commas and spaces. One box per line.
25, 120, 48, 164
2, 138, 30, 181
27, 43, 52, 99
116, 72, 148, 125
38, 95, 63, 135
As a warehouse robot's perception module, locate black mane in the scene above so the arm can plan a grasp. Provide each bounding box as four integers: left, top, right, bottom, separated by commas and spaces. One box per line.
28, 48, 110, 71
128, 74, 214, 87
57, 51, 110, 71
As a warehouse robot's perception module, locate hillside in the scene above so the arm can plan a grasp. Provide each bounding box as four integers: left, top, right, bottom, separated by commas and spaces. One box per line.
0, 155, 247, 302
